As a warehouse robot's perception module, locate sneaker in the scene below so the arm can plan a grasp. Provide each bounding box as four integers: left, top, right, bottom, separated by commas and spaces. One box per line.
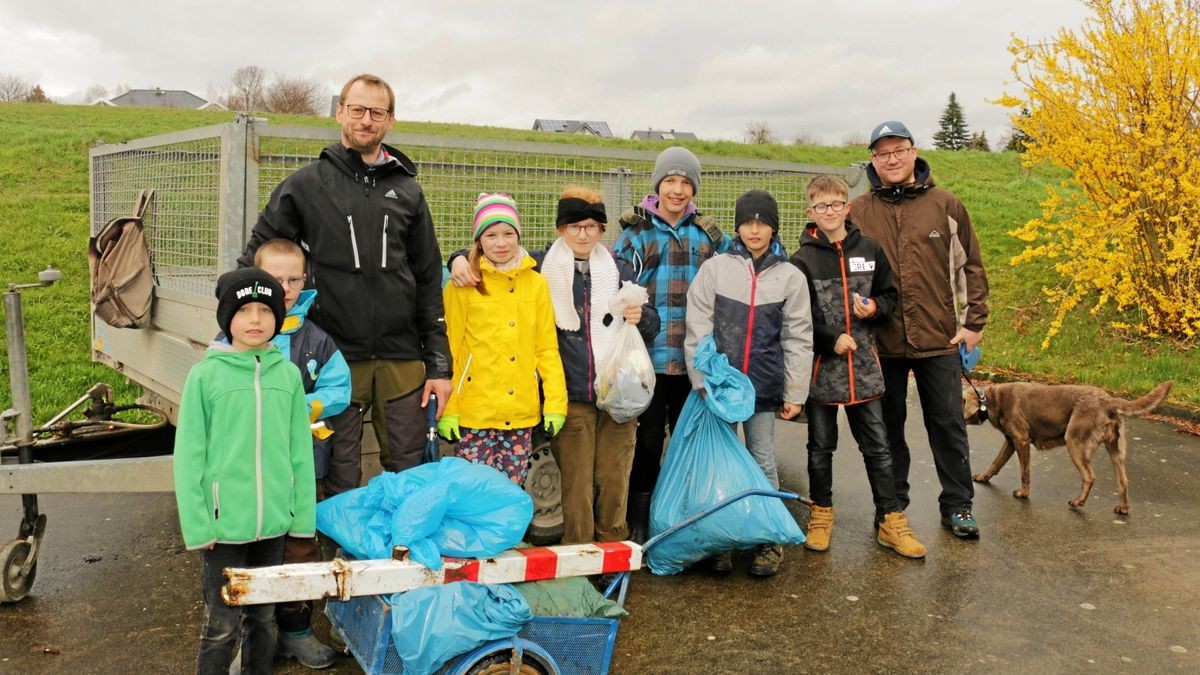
278, 628, 338, 669
707, 551, 733, 574
876, 512, 927, 559
941, 509, 980, 538
748, 544, 784, 577
804, 505, 834, 551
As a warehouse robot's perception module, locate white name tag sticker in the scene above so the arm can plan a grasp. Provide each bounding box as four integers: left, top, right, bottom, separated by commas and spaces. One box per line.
848, 257, 875, 273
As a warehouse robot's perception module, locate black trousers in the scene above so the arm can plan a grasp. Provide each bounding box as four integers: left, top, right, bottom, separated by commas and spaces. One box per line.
629, 374, 692, 493
880, 353, 974, 517
806, 399, 898, 523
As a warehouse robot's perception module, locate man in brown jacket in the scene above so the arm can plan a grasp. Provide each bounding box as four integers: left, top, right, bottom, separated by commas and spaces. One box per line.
851, 121, 989, 539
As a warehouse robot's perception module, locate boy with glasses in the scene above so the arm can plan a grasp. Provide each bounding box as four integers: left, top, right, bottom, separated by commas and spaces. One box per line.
791, 175, 926, 559
851, 121, 990, 539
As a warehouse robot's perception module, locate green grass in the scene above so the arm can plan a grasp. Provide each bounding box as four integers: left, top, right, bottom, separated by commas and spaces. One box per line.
0, 102, 1196, 426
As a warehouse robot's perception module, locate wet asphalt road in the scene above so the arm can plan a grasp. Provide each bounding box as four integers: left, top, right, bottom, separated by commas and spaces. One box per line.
2, 383, 1198, 674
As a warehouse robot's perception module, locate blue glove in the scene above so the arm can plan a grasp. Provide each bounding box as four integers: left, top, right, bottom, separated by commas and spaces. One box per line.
543, 413, 566, 437
437, 415, 461, 442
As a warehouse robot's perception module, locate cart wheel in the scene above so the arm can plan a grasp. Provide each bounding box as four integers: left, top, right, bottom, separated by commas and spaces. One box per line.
524, 441, 563, 546
0, 538, 37, 603
465, 649, 554, 675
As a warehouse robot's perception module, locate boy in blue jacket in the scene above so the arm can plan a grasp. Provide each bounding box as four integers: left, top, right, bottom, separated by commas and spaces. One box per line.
254, 238, 351, 668
790, 175, 926, 559
173, 268, 316, 674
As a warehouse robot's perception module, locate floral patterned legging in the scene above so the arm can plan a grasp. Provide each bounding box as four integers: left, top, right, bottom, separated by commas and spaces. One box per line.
455, 426, 533, 485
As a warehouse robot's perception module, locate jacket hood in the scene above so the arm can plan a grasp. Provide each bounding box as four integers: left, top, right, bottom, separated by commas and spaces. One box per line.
320, 142, 418, 180
800, 219, 866, 251
280, 288, 316, 335
639, 193, 698, 223
865, 156, 934, 201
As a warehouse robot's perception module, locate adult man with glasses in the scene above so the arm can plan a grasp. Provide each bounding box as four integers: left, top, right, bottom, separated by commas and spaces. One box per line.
851, 121, 990, 540
238, 72, 452, 530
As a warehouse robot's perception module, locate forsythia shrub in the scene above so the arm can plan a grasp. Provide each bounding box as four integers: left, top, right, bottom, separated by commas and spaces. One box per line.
997, 0, 1200, 346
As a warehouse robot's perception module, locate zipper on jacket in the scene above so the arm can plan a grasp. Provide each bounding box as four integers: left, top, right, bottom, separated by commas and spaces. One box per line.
381, 214, 389, 269
455, 353, 474, 394
346, 215, 362, 269
254, 355, 264, 539
742, 262, 758, 374
212, 481, 220, 520
836, 241, 857, 402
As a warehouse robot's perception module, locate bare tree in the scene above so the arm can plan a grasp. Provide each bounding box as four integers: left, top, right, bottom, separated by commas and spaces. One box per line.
113, 83, 131, 96
792, 131, 821, 146
226, 65, 267, 112
841, 132, 869, 148
744, 120, 776, 145
0, 73, 33, 102
265, 75, 324, 115
85, 84, 109, 103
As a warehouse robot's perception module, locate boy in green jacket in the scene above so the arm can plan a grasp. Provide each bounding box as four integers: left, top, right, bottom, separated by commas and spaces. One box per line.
173, 268, 316, 675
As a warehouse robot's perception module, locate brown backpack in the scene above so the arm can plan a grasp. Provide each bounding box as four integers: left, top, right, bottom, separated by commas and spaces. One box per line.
89, 189, 156, 328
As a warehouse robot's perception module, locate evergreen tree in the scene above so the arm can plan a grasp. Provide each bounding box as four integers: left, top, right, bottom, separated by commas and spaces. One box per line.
1004, 108, 1033, 152
967, 131, 991, 151
932, 92, 970, 150
24, 84, 52, 103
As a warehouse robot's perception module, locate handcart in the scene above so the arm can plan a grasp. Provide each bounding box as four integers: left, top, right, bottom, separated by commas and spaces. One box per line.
321, 488, 800, 674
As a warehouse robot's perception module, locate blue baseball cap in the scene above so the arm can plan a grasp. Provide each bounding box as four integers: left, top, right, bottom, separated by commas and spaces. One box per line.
869, 121, 914, 148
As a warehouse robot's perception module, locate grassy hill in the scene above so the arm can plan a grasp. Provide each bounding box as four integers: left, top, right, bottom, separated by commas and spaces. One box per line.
1, 102, 1195, 425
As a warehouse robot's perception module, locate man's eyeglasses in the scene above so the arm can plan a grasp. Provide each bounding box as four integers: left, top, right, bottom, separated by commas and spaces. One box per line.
809, 201, 847, 214
564, 223, 603, 235
342, 104, 391, 122
274, 275, 307, 290
871, 146, 914, 162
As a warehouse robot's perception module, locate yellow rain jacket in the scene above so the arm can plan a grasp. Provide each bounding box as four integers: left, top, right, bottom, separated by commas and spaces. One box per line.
443, 254, 567, 430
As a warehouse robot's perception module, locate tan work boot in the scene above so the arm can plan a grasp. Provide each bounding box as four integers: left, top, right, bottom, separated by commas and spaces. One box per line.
804, 505, 834, 551
877, 512, 927, 559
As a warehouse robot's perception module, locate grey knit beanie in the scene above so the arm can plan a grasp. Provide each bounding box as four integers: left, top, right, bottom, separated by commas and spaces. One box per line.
651, 146, 701, 194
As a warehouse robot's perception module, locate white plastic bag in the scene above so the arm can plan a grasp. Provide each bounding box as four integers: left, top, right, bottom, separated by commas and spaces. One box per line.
594, 283, 655, 423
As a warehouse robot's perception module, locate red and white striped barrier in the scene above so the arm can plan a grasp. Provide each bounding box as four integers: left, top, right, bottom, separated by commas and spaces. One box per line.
222, 541, 642, 606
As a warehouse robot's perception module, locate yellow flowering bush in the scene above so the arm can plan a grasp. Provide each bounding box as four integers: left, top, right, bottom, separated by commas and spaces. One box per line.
997, 0, 1200, 346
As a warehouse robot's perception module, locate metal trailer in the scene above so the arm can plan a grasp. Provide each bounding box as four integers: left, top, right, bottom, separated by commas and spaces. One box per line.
1, 115, 864, 601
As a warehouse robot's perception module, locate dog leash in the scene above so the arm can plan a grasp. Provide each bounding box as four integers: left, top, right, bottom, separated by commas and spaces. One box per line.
963, 369, 989, 423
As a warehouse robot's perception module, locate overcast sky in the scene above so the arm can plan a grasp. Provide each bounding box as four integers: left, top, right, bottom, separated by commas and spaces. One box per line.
0, 0, 1093, 147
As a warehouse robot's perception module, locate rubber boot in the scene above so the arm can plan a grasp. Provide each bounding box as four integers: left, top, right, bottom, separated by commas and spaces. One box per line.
628, 491, 652, 544
278, 628, 338, 669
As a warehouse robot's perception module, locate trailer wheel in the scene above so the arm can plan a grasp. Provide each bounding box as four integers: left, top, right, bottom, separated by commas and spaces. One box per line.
465, 648, 555, 675
523, 441, 563, 546
0, 539, 37, 603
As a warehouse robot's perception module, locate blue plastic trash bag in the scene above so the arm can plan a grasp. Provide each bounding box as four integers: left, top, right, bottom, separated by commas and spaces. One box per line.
646, 394, 805, 575
388, 582, 532, 675
316, 457, 533, 569
692, 334, 755, 423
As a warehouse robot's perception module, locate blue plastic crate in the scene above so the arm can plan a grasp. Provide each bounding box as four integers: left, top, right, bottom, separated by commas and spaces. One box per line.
326, 589, 622, 674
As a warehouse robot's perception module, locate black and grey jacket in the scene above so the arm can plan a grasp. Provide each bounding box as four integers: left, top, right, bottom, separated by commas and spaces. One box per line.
685, 237, 813, 412
239, 143, 451, 378
790, 221, 897, 405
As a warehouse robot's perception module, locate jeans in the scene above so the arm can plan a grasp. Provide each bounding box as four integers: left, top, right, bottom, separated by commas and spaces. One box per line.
739, 411, 779, 489
630, 374, 692, 493
551, 402, 637, 543
275, 535, 322, 633
806, 400, 899, 523
880, 353, 975, 517
197, 537, 285, 675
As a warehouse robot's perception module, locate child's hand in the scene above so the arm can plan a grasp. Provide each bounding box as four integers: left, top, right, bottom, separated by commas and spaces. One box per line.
543, 413, 566, 437
851, 293, 876, 319
834, 333, 857, 355
437, 415, 461, 442
779, 402, 804, 420
623, 304, 642, 324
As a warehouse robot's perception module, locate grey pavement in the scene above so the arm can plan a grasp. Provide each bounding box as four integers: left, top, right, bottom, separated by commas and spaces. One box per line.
1, 382, 1197, 673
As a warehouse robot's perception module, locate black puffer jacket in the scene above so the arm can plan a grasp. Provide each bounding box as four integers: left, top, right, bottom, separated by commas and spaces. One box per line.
239, 143, 451, 378
790, 221, 897, 405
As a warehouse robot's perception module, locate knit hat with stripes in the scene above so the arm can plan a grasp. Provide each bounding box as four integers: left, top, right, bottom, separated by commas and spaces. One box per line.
472, 192, 521, 241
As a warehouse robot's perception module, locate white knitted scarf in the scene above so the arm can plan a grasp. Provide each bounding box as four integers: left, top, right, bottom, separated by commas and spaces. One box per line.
542, 239, 621, 364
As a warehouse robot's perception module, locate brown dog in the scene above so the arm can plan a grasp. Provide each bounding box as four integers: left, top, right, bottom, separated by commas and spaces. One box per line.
963, 380, 1172, 514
